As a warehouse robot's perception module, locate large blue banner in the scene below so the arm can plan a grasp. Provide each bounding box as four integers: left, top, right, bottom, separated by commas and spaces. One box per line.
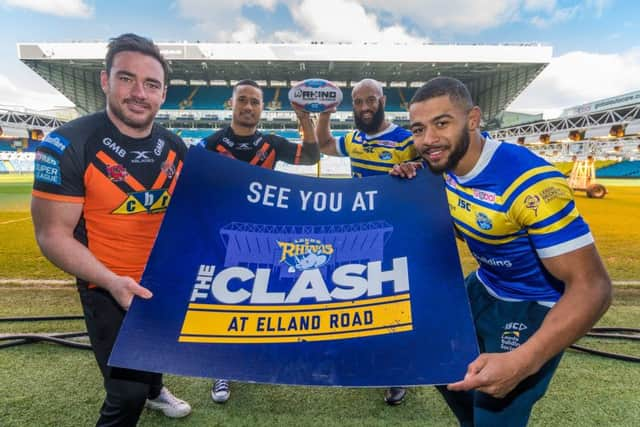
110, 147, 478, 386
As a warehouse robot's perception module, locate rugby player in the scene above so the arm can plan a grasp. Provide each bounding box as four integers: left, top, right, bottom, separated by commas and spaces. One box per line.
392, 76, 612, 425
31, 33, 192, 425
315, 77, 419, 405
199, 78, 320, 403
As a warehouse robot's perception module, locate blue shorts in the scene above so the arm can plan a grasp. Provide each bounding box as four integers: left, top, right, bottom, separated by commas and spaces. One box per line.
437, 272, 563, 427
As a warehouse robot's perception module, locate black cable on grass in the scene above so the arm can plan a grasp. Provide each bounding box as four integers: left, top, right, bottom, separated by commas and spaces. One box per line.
569, 344, 640, 363
1, 317, 638, 362
0, 331, 91, 350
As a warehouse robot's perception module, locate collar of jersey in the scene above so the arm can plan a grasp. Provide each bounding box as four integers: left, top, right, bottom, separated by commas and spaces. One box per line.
455, 135, 501, 184
359, 122, 397, 140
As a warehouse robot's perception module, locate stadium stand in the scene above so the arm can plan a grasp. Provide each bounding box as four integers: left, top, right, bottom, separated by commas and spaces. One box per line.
0, 151, 35, 173
163, 85, 415, 113
164, 86, 193, 109
596, 161, 640, 178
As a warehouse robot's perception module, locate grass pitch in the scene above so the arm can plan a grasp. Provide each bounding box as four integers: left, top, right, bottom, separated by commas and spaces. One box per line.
1, 173, 639, 426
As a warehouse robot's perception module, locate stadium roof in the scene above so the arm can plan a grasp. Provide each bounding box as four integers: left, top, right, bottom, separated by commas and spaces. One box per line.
18, 41, 552, 120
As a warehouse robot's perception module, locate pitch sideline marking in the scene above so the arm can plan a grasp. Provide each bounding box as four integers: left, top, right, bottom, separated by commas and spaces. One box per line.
0, 216, 31, 225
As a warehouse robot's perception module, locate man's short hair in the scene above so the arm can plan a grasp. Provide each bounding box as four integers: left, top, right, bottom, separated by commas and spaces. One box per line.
410, 77, 473, 111
105, 33, 169, 83
233, 79, 262, 94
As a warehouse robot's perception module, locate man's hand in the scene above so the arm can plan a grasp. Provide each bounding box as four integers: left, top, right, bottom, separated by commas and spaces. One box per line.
293, 105, 313, 122
447, 351, 535, 398
105, 276, 153, 310
318, 106, 337, 118
389, 161, 423, 178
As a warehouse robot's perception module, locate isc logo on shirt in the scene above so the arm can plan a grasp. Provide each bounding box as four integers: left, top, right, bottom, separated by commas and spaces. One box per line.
112, 189, 171, 214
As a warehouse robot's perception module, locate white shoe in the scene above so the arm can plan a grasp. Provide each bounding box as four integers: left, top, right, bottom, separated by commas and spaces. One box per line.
211, 379, 230, 403
145, 386, 192, 418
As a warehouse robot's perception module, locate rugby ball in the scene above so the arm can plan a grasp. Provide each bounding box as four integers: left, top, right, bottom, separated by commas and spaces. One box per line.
288, 79, 343, 113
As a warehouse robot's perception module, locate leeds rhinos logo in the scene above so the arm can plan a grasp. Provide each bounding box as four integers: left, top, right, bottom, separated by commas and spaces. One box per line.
277, 238, 334, 273
112, 189, 171, 214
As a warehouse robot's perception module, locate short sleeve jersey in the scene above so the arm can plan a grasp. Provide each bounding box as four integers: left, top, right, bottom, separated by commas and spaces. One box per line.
336, 124, 418, 177
198, 126, 305, 169
32, 111, 186, 283
445, 137, 593, 303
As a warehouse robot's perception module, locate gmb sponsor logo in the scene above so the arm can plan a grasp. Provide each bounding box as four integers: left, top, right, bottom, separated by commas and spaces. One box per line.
102, 137, 126, 158
112, 189, 171, 214
277, 238, 334, 272
189, 256, 410, 304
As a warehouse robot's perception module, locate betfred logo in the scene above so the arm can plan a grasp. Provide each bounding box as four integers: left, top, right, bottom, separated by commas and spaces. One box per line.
472, 189, 496, 203
445, 175, 457, 189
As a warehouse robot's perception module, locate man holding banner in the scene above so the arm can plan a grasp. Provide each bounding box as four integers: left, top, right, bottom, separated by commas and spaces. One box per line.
315, 78, 419, 405
31, 34, 192, 425
199, 78, 321, 403
392, 77, 612, 426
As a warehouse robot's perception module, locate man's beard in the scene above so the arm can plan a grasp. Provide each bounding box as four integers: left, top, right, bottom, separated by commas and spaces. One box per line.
424, 125, 471, 175
108, 97, 154, 131
354, 101, 385, 134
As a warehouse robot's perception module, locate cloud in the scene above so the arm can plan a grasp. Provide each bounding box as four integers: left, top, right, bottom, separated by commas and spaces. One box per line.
0, 74, 74, 112
0, 0, 92, 18
523, 0, 556, 12
585, 0, 612, 17
176, 0, 281, 41
363, 0, 520, 33
285, 0, 425, 43
509, 48, 640, 118
530, 6, 578, 28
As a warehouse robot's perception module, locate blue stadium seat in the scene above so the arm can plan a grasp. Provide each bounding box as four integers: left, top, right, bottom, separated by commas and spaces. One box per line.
597, 161, 640, 177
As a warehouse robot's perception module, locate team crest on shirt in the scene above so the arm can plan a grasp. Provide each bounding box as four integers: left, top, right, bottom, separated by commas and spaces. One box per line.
379, 151, 392, 160
106, 164, 128, 182
475, 212, 493, 230
500, 322, 527, 351
161, 161, 176, 179
524, 194, 541, 216
256, 148, 269, 161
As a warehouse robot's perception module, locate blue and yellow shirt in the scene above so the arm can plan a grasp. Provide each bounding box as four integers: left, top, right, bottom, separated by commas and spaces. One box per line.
337, 124, 418, 177
446, 137, 593, 303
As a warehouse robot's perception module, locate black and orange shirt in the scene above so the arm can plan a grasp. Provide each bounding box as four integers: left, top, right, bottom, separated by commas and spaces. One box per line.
198, 126, 303, 169
33, 111, 186, 284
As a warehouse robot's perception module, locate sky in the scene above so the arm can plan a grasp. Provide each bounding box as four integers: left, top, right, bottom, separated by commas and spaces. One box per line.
0, 0, 638, 118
